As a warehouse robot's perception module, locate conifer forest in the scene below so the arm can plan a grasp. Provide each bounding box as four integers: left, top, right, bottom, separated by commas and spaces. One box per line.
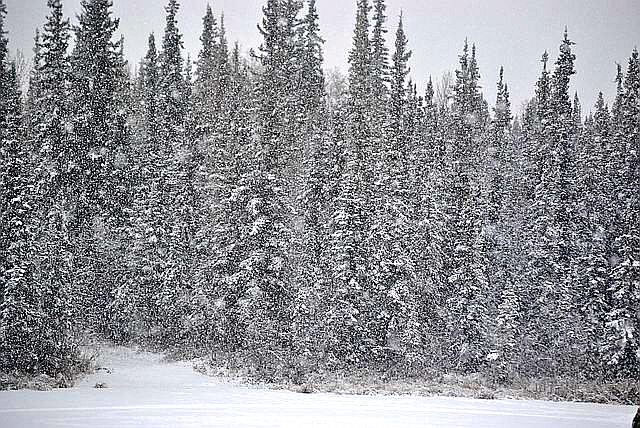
0, 0, 639, 389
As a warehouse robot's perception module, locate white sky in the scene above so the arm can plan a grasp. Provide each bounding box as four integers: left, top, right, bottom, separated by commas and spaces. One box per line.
5, 0, 640, 116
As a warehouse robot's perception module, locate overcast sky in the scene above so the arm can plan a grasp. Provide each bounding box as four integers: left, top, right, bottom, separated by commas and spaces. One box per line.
5, 0, 640, 115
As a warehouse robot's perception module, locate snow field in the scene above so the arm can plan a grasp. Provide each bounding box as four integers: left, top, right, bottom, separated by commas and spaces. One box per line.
0, 346, 636, 428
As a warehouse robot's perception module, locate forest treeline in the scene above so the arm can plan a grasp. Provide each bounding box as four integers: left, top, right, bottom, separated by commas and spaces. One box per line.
0, 0, 639, 385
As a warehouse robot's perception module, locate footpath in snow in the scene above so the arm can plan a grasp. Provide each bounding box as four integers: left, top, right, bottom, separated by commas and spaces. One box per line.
0, 345, 637, 428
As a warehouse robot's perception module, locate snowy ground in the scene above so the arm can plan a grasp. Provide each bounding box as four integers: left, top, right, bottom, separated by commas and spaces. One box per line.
0, 346, 636, 428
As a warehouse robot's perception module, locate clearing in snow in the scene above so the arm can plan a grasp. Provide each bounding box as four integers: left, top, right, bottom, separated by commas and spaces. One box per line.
0, 346, 636, 428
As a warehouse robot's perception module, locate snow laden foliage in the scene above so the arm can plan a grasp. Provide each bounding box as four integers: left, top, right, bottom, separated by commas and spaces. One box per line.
0, 0, 639, 388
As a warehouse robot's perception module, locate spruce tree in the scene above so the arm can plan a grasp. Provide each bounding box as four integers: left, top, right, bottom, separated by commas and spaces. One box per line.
32, 0, 76, 365
1, 0, 77, 375
293, 0, 331, 357
235, 0, 303, 354
520, 51, 557, 375
0, 61, 43, 374
550, 30, 580, 366
153, 0, 200, 342
158, 0, 186, 145
606, 48, 640, 378
114, 33, 164, 339
194, 4, 219, 137
326, 0, 376, 363
574, 92, 611, 375
440, 40, 491, 371
369, 0, 389, 119
202, 40, 254, 352
369, 13, 414, 360
67, 0, 130, 335
142, 33, 159, 145
489, 67, 522, 380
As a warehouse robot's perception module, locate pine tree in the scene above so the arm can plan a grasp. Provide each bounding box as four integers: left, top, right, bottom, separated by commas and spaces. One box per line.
141, 33, 159, 145
31, 0, 77, 365
152, 0, 199, 342
486, 67, 511, 228
488, 67, 523, 380
1, 0, 77, 375
440, 40, 491, 371
194, 4, 219, 137
606, 48, 640, 378
324, 0, 376, 363
369, 0, 389, 118
388, 13, 410, 139
292, 0, 331, 357
572, 92, 582, 128
158, 0, 186, 145
114, 32, 165, 339
549, 30, 580, 367
574, 92, 611, 375
520, 51, 555, 376
494, 67, 512, 131
200, 40, 254, 352
368, 12, 414, 361
402, 76, 447, 367
0, 62, 47, 374
522, 32, 581, 375
235, 0, 303, 355
67, 0, 130, 335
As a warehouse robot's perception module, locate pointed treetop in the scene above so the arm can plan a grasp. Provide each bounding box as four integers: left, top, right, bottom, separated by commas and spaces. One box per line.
0, 0, 8, 65
552, 29, 576, 117
389, 8, 412, 128
304, 0, 323, 49
142, 32, 157, 82
372, 0, 388, 37
148, 32, 156, 52
199, 2, 218, 62
371, 0, 390, 92
39, 0, 71, 88
33, 27, 41, 61
615, 62, 623, 93
592, 91, 610, 133
562, 26, 576, 46
425, 77, 434, 103
219, 11, 227, 47
142, 32, 157, 74
348, 0, 371, 90
161, 0, 184, 78
494, 66, 511, 129
231, 40, 241, 74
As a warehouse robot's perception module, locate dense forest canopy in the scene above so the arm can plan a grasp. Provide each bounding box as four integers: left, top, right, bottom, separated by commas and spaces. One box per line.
0, 0, 639, 386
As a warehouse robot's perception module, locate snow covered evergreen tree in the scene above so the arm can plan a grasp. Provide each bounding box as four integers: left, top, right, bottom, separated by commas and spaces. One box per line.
1, 0, 77, 375
152, 0, 199, 342
234, 0, 304, 357
440, 40, 491, 371
291, 0, 333, 359
66, 0, 130, 336
326, 0, 375, 364
193, 4, 222, 138
113, 32, 164, 340
573, 92, 611, 375
0, 36, 43, 373
605, 48, 640, 378
368, 13, 415, 361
